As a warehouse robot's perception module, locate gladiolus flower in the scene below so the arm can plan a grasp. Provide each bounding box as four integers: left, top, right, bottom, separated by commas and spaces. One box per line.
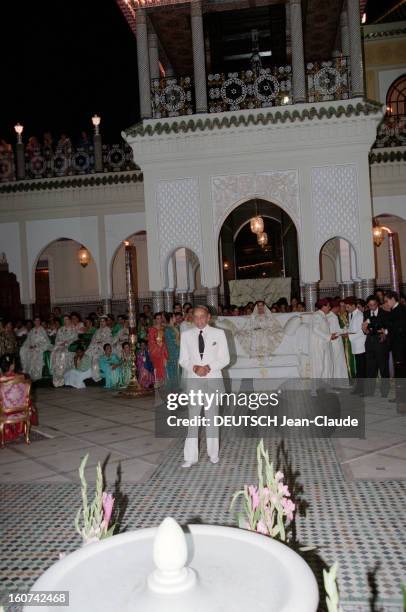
101, 492, 115, 531
256, 520, 268, 535
282, 498, 295, 521
248, 485, 260, 510
275, 471, 284, 481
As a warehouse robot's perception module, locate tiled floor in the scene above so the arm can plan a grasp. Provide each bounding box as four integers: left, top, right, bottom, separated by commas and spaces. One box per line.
1, 385, 406, 611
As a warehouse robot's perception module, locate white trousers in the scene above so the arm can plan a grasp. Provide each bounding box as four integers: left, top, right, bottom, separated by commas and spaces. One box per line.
183, 392, 220, 463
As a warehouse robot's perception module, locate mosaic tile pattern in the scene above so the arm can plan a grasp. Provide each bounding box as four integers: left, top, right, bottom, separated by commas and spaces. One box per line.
0, 387, 405, 611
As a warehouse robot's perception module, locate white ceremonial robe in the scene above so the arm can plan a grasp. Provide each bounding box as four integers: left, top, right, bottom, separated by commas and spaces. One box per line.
309, 310, 333, 379
51, 326, 78, 387
85, 327, 113, 381
326, 312, 349, 383
20, 327, 51, 381
179, 324, 230, 464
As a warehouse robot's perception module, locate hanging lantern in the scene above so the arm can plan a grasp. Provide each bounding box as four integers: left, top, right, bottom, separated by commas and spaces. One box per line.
250, 216, 264, 234
257, 232, 268, 247
372, 225, 384, 247
78, 245, 90, 268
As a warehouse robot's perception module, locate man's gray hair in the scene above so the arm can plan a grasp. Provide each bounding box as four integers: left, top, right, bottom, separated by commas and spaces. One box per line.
193, 305, 209, 315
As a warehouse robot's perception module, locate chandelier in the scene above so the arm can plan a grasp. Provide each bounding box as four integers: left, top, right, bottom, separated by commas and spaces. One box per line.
250, 198, 264, 235
257, 232, 268, 247
77, 245, 90, 268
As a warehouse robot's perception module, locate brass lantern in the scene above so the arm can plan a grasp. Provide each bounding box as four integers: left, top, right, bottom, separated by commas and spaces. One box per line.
78, 245, 90, 268
257, 232, 268, 247
372, 225, 384, 247
250, 216, 264, 234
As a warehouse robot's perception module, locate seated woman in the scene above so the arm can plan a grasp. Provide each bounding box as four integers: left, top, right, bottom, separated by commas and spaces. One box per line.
0, 354, 38, 443
118, 341, 133, 388
136, 340, 154, 389
99, 343, 122, 389
50, 315, 78, 387
85, 317, 113, 381
20, 317, 51, 381
64, 346, 92, 389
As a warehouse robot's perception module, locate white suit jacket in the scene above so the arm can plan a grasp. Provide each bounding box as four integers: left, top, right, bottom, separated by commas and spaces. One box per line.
179, 324, 230, 379
348, 308, 366, 354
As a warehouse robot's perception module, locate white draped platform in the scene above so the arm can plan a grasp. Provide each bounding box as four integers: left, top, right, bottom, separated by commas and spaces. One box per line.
214, 313, 313, 379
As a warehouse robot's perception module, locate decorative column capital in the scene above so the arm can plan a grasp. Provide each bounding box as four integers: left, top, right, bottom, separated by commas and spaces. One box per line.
190, 0, 203, 18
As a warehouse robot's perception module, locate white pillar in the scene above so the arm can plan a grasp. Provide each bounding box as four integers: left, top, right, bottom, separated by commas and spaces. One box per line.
340, 9, 350, 57
136, 8, 152, 119
347, 0, 364, 97
290, 0, 306, 103
191, 0, 208, 113
148, 23, 160, 80
174, 248, 189, 292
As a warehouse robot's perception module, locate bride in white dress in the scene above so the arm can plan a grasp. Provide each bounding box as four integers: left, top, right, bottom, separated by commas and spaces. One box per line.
235, 300, 284, 358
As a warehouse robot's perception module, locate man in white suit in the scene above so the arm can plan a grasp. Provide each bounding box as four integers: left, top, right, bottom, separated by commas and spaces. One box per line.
344, 297, 366, 394
178, 306, 230, 468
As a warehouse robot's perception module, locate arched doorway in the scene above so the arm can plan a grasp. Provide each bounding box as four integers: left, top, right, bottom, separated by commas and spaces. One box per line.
219, 199, 299, 305
111, 231, 149, 312
319, 237, 357, 296
166, 247, 203, 305
34, 238, 99, 319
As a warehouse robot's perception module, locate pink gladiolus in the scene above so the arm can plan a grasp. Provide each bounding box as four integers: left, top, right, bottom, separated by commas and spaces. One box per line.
275, 471, 284, 481
101, 492, 114, 531
262, 486, 270, 504
270, 494, 278, 505
248, 485, 260, 510
256, 520, 268, 535
278, 483, 290, 496
282, 497, 295, 521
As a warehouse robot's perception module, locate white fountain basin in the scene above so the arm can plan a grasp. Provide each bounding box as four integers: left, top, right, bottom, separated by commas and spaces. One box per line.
25, 523, 319, 612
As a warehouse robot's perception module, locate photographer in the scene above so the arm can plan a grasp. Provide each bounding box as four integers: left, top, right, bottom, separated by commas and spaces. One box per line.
384, 290, 406, 411
362, 295, 389, 398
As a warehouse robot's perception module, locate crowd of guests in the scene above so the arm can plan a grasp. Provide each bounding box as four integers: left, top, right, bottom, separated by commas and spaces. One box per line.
313, 289, 406, 406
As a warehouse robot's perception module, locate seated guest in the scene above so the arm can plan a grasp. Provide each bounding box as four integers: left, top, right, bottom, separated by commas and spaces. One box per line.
20, 317, 51, 381
64, 346, 92, 389
99, 343, 122, 389
137, 314, 149, 342
85, 316, 113, 381
296, 301, 306, 312
112, 317, 129, 356
173, 302, 183, 315
136, 340, 154, 389
290, 297, 299, 312
276, 298, 289, 313
71, 312, 85, 335
50, 315, 78, 387
0, 321, 17, 358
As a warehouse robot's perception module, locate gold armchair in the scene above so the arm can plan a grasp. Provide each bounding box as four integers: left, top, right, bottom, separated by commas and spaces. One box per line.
0, 378, 32, 447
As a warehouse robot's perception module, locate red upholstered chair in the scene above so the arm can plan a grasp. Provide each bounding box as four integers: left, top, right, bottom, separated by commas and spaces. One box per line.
0, 378, 32, 447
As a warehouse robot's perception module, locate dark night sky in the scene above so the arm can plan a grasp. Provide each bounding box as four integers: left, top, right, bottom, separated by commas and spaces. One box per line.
1, 0, 140, 145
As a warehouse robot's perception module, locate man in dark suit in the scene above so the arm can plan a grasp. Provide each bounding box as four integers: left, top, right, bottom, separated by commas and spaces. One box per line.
384, 290, 406, 411
362, 295, 390, 397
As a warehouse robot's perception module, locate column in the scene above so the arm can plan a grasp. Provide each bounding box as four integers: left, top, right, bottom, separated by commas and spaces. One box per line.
103, 298, 112, 314
191, 0, 208, 113
176, 290, 188, 306
340, 9, 350, 57
24, 303, 34, 319
136, 8, 152, 119
16, 142, 25, 180
152, 291, 164, 313
94, 133, 103, 173
387, 232, 400, 293
353, 280, 363, 298
206, 287, 219, 313
303, 282, 318, 312
290, 0, 306, 103
148, 23, 160, 80
361, 278, 375, 299
347, 0, 364, 97
163, 289, 174, 312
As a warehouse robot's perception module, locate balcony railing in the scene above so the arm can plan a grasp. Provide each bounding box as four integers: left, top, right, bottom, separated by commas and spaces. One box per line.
150, 57, 352, 119
374, 114, 406, 148
306, 56, 351, 103
208, 66, 292, 113
151, 76, 194, 118
0, 143, 138, 183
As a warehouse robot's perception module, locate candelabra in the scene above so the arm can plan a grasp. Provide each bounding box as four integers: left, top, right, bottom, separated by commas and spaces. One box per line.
117, 241, 151, 397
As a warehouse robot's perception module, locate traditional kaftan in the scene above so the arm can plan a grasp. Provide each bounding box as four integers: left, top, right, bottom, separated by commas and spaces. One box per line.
118, 354, 132, 388
337, 311, 356, 378
326, 312, 349, 383
20, 327, 51, 381
112, 326, 130, 357
136, 348, 154, 388
309, 310, 333, 378
85, 327, 113, 381
165, 325, 180, 389
99, 353, 122, 389
148, 327, 168, 384
64, 354, 92, 389
234, 305, 284, 358
51, 326, 78, 387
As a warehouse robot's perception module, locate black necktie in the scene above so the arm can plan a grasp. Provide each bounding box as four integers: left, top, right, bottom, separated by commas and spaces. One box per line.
198, 330, 205, 360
